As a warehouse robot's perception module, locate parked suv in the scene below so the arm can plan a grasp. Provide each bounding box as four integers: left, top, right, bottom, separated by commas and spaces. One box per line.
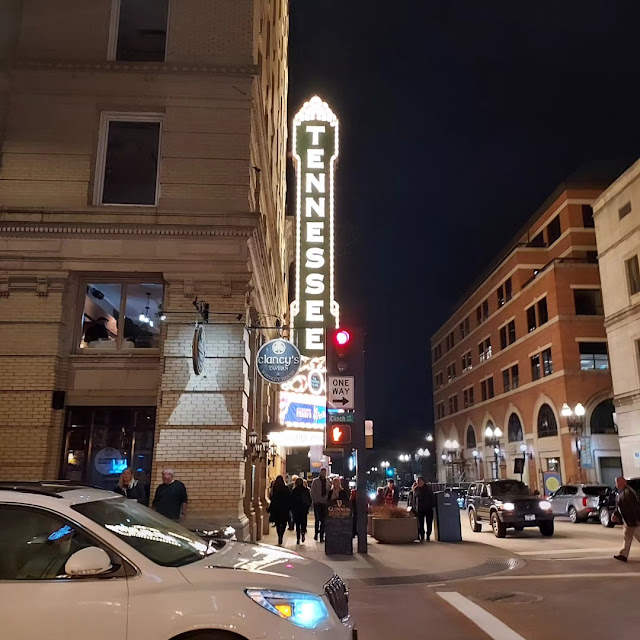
548, 483, 610, 523
597, 478, 640, 528
0, 482, 355, 640
467, 479, 554, 538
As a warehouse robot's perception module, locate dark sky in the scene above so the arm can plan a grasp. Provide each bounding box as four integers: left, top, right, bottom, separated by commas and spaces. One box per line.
287, 1, 640, 450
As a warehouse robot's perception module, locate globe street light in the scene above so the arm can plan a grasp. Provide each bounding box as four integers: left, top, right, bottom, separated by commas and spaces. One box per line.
562, 402, 586, 480
484, 426, 503, 479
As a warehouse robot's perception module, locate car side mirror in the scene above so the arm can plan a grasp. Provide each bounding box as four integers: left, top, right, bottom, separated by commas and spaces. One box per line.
65, 547, 112, 577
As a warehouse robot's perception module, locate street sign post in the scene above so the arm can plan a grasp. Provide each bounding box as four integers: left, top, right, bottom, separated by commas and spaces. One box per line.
328, 376, 354, 409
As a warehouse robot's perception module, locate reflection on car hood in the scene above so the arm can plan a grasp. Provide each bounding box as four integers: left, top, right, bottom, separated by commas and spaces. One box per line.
178, 541, 335, 594
496, 494, 538, 501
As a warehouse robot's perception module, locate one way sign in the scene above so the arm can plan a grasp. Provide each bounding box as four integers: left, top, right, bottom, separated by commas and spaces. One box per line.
328, 376, 354, 410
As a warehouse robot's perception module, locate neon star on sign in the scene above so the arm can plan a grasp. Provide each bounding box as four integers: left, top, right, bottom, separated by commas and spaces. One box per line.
290, 96, 340, 357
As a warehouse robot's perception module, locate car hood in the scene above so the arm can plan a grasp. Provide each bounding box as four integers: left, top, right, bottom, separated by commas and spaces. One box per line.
496, 494, 540, 502
178, 541, 335, 594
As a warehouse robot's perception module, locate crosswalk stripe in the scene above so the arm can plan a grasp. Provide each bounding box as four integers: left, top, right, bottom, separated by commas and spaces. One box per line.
437, 591, 527, 640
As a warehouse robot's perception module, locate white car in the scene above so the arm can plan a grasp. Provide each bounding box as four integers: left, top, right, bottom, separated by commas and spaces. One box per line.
0, 482, 355, 640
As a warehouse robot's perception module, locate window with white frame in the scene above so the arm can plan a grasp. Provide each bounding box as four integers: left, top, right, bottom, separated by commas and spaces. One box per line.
109, 0, 169, 62
79, 280, 164, 351
95, 114, 162, 206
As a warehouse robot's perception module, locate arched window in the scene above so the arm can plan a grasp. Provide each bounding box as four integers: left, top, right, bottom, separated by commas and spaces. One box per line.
484, 420, 495, 444
466, 425, 476, 450
537, 404, 558, 438
508, 413, 523, 442
590, 399, 617, 434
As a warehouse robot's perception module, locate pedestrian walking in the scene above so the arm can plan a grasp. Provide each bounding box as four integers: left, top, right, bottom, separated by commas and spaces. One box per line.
383, 479, 399, 506
268, 475, 292, 546
291, 477, 312, 544
328, 477, 348, 501
311, 467, 329, 542
411, 477, 435, 542
287, 474, 298, 531
612, 476, 640, 562
372, 487, 385, 506
114, 467, 147, 504
152, 468, 188, 521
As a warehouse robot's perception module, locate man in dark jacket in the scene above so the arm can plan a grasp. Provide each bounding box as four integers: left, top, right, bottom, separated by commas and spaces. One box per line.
411, 477, 435, 542
613, 476, 640, 562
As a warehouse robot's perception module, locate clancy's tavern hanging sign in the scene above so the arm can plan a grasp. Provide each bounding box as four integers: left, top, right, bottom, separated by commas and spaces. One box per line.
290, 96, 340, 357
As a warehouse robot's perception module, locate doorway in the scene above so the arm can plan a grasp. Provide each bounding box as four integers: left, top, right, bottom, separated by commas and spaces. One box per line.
599, 456, 622, 488
60, 406, 156, 502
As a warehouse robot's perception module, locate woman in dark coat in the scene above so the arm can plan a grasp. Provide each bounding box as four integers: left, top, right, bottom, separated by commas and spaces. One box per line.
291, 477, 312, 544
114, 468, 147, 504
269, 475, 292, 545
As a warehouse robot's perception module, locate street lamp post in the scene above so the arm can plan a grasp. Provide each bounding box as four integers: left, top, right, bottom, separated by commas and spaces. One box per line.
484, 426, 503, 479
472, 449, 481, 478
443, 440, 459, 483
562, 402, 586, 481
518, 443, 534, 482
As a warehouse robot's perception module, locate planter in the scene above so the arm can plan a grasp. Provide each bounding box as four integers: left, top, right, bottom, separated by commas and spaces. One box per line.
367, 514, 373, 536
372, 516, 418, 544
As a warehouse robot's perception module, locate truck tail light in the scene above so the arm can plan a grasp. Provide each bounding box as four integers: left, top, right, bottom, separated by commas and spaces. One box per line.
582, 497, 588, 507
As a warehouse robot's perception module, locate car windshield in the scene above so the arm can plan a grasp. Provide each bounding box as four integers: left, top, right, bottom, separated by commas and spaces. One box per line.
73, 497, 214, 567
583, 486, 609, 496
490, 480, 531, 496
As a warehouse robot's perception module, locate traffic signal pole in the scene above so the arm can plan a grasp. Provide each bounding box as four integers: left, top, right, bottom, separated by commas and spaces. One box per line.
353, 358, 368, 554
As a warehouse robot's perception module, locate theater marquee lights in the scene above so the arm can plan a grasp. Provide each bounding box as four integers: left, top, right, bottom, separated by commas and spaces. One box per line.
290, 96, 340, 356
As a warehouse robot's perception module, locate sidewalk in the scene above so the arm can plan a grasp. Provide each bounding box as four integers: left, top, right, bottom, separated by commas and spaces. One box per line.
259, 517, 522, 585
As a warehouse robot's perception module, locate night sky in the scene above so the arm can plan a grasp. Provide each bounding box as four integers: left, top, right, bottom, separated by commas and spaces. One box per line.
287, 1, 640, 450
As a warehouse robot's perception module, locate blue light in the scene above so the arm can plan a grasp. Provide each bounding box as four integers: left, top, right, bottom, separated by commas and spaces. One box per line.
245, 590, 329, 629
48, 524, 73, 541
110, 458, 128, 474
291, 599, 328, 629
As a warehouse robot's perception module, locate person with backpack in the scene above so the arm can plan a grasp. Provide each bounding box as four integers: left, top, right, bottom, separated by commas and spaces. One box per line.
291, 477, 312, 544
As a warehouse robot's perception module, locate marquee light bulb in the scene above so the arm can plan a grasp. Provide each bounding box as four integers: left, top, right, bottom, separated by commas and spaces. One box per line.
335, 329, 350, 346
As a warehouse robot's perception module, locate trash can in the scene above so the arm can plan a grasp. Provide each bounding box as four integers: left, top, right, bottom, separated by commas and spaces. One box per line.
434, 490, 462, 542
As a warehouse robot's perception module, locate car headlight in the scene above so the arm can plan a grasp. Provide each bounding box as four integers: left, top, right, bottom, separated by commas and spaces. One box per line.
502, 502, 515, 511
539, 500, 552, 511
245, 589, 329, 629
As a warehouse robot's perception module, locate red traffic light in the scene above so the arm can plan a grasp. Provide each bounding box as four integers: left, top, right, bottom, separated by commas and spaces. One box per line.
334, 329, 350, 347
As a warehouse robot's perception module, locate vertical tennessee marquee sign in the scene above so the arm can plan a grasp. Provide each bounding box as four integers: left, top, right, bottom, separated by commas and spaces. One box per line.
291, 96, 340, 357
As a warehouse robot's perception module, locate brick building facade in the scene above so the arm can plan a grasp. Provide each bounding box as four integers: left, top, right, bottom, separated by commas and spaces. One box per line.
0, 0, 291, 541
431, 183, 620, 492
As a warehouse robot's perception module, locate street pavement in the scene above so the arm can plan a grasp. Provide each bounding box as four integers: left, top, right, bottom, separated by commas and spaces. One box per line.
261, 511, 640, 639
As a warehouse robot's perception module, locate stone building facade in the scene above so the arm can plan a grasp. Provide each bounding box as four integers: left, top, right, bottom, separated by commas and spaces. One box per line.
431, 183, 620, 491
0, 0, 291, 541
593, 159, 640, 477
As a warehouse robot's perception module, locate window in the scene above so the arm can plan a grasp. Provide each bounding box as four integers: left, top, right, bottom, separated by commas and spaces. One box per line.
511, 364, 519, 389
463, 387, 475, 408
80, 281, 164, 350
626, 256, 640, 295
573, 289, 604, 315
437, 402, 446, 420
582, 204, 595, 228
445, 331, 455, 352
459, 317, 470, 339
481, 377, 494, 400
508, 413, 523, 442
529, 231, 545, 247
590, 399, 617, 435
527, 306, 537, 332
537, 297, 548, 325
505, 277, 512, 301
500, 326, 507, 350
537, 404, 558, 438
0, 506, 107, 580
113, 0, 169, 62
481, 379, 487, 402
447, 363, 456, 382
507, 319, 516, 344
482, 299, 489, 321
497, 285, 505, 307
579, 342, 609, 370
433, 344, 442, 362
485, 337, 492, 359
478, 338, 491, 361
461, 351, 472, 372
531, 354, 541, 381
449, 395, 458, 414
466, 425, 477, 449
96, 115, 161, 206
542, 348, 553, 376
546, 215, 561, 245
435, 371, 444, 389
502, 369, 510, 392
619, 202, 632, 220
487, 377, 494, 398
476, 306, 482, 326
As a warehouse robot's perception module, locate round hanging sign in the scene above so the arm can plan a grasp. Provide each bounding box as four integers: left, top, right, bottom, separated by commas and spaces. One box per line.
256, 338, 301, 384
192, 324, 206, 375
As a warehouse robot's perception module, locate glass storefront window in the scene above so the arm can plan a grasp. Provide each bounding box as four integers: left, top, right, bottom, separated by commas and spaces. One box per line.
61, 407, 155, 502
79, 281, 163, 350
